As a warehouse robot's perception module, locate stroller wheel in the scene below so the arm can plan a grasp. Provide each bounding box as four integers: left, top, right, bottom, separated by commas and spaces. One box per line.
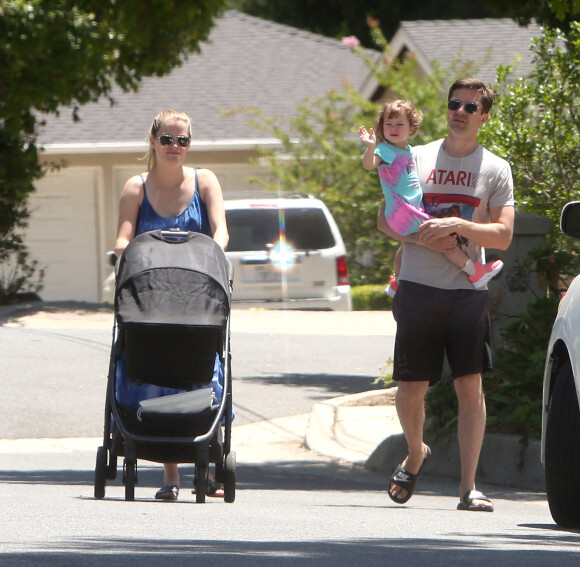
94, 446, 107, 499
194, 463, 208, 503
224, 451, 236, 503
123, 459, 137, 501
106, 453, 118, 480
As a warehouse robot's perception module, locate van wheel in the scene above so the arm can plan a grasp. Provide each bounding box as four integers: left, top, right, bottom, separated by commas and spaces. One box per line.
545, 360, 580, 528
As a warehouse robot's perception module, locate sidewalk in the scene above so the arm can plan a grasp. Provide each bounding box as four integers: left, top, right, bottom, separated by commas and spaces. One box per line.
0, 302, 545, 492
304, 389, 545, 492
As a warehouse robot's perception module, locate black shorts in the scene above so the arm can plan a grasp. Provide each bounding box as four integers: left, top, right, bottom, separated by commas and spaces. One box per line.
392, 280, 492, 385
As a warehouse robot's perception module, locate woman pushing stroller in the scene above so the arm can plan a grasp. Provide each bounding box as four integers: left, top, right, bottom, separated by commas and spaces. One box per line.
114, 109, 229, 500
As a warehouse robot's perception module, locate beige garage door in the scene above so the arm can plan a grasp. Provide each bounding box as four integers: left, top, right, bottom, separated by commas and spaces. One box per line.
26, 168, 102, 302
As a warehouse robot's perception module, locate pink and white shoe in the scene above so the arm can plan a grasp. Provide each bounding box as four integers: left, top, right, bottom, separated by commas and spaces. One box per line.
468, 260, 504, 289
385, 274, 398, 298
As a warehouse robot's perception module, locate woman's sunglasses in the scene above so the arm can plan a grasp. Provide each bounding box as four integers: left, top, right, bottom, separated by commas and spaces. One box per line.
447, 99, 480, 114
156, 135, 191, 147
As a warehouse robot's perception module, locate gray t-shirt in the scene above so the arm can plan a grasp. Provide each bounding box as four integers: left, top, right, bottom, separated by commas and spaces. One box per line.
399, 139, 514, 290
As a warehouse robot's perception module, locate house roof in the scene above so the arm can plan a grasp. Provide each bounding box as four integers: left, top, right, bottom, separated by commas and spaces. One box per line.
39, 15, 544, 152
388, 19, 542, 86
38, 10, 376, 152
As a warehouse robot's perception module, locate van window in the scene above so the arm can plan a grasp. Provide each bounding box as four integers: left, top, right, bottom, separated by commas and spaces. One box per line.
226, 208, 336, 252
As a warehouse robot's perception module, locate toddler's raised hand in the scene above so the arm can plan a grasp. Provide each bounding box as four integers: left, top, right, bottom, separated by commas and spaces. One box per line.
358, 126, 376, 147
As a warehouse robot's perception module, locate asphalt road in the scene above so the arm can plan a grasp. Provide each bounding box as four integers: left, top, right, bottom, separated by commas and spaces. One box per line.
1, 306, 577, 566
0, 308, 392, 437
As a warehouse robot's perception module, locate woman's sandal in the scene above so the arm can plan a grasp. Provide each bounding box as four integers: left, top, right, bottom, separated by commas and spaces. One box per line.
155, 484, 179, 501
457, 490, 494, 512
388, 446, 431, 504
207, 478, 224, 498
192, 478, 224, 498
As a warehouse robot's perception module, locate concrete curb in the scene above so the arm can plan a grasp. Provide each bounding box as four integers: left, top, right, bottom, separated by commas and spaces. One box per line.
307, 389, 546, 492
367, 432, 544, 491
305, 390, 400, 465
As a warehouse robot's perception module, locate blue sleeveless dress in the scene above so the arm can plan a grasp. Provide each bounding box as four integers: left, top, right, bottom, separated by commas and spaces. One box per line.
115, 172, 223, 408
135, 173, 212, 236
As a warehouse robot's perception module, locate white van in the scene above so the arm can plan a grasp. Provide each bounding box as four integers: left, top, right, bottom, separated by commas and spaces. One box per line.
225, 196, 351, 310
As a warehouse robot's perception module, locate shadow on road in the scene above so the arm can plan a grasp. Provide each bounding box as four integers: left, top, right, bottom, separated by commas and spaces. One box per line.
0, 458, 383, 492
238, 373, 383, 395
2, 535, 578, 567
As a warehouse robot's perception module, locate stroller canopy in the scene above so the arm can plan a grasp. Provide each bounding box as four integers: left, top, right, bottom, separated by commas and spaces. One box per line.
116, 230, 231, 329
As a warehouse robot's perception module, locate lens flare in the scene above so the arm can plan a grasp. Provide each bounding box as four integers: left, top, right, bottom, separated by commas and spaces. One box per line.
271, 208, 296, 270
271, 240, 296, 270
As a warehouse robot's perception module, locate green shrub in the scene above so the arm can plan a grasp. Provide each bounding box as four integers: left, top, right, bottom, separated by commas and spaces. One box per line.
0, 251, 44, 305
484, 293, 560, 443
424, 244, 574, 443
423, 291, 558, 443
351, 284, 392, 311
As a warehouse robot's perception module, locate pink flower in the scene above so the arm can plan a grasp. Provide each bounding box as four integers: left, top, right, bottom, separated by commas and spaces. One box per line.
341, 36, 360, 48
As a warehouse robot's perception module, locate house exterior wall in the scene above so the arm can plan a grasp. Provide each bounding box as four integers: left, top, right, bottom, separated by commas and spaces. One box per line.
26, 167, 103, 301
32, 147, 270, 302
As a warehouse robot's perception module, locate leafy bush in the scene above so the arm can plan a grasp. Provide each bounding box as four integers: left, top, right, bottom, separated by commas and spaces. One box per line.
351, 284, 392, 310
425, 293, 561, 442
426, 243, 579, 442
484, 293, 560, 443
0, 251, 44, 305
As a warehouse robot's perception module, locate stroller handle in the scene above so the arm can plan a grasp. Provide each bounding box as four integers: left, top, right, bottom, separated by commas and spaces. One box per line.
158, 230, 234, 282
159, 229, 191, 240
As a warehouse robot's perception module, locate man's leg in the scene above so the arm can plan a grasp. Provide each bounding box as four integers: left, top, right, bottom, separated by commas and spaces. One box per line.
389, 379, 430, 501
454, 373, 492, 509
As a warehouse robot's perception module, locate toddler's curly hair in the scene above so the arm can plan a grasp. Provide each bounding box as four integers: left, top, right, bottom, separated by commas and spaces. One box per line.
374, 100, 423, 144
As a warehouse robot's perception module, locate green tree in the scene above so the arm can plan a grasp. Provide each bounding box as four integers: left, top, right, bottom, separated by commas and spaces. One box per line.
483, 0, 580, 32
234, 29, 481, 285
229, 0, 579, 47
0, 0, 225, 301
480, 24, 580, 248
474, 23, 580, 442
228, 0, 494, 48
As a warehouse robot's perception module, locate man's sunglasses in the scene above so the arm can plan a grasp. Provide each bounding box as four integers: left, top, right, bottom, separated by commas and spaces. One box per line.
447, 99, 480, 114
156, 135, 191, 147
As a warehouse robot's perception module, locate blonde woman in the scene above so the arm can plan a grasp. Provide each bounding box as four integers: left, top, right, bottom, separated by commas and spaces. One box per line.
115, 109, 228, 500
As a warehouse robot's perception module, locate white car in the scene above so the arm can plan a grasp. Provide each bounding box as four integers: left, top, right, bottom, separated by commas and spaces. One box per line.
224, 196, 352, 310
541, 201, 580, 528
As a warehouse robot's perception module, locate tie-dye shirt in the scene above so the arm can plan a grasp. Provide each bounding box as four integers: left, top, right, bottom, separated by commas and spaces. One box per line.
375, 142, 430, 235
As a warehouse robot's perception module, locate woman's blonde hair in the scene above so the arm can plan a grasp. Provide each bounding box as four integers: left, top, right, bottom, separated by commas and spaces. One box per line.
145, 109, 192, 170
374, 100, 423, 144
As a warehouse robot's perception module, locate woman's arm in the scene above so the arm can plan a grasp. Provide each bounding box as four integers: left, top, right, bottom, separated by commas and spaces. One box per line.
197, 169, 229, 250
114, 176, 143, 257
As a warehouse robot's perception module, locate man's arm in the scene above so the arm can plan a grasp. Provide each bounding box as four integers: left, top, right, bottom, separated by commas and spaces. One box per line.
418, 205, 514, 251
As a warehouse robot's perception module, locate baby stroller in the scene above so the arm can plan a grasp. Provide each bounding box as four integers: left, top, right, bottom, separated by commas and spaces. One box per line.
94, 229, 235, 502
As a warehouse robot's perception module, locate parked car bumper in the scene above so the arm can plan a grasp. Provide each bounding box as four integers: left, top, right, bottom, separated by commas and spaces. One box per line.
230, 285, 352, 311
